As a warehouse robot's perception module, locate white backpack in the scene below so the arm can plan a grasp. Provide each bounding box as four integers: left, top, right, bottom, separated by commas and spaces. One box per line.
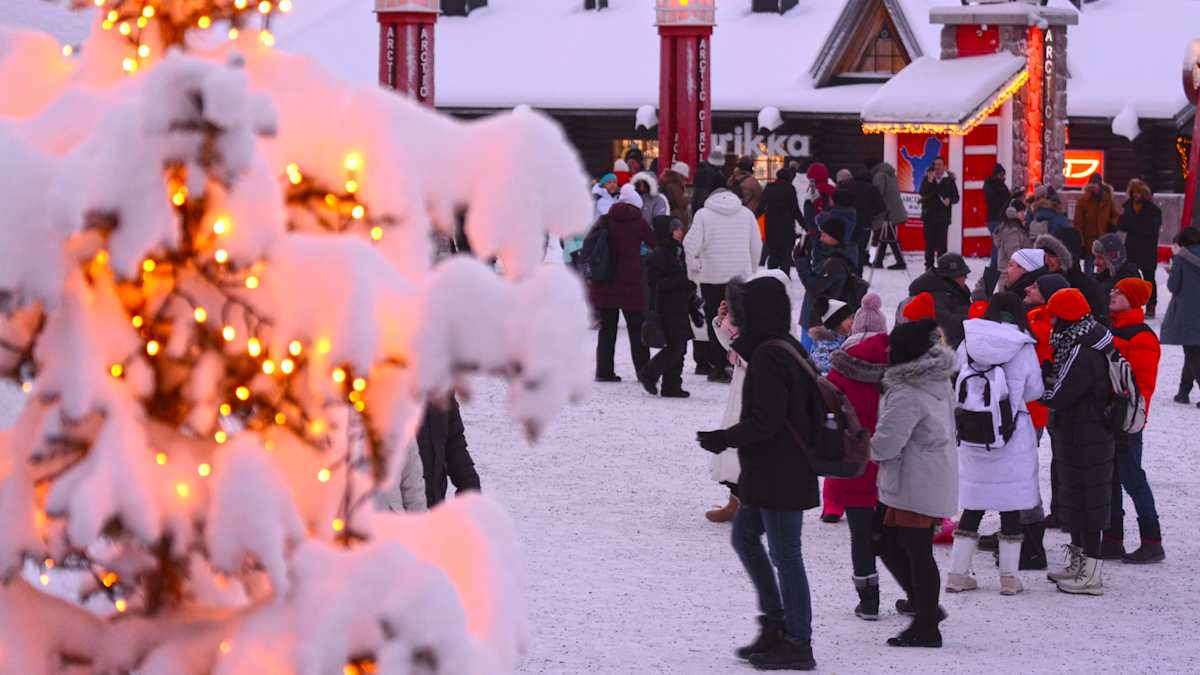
954, 356, 1017, 450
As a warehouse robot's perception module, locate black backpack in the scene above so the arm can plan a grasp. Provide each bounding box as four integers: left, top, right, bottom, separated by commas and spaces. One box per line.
578, 222, 612, 283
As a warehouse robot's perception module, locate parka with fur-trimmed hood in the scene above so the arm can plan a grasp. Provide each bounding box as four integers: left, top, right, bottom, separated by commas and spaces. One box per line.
631, 171, 669, 226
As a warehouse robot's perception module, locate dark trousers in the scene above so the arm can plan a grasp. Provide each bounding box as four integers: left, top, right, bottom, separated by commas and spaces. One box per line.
766, 241, 795, 278
1181, 346, 1200, 397
958, 509, 1021, 536
846, 507, 877, 578
1137, 260, 1158, 308
700, 283, 729, 370
923, 222, 949, 269
759, 244, 771, 267
595, 308, 648, 378
877, 516, 940, 630
1106, 431, 1158, 538
872, 225, 905, 268
641, 338, 686, 392
731, 504, 812, 642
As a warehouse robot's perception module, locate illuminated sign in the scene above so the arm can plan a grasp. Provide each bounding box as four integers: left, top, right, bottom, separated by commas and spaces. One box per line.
1063, 149, 1105, 188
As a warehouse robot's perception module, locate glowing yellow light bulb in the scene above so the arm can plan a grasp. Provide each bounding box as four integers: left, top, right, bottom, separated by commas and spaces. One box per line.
288, 340, 302, 356
317, 468, 331, 483
348, 390, 361, 403
219, 403, 232, 416
94, 249, 109, 265
122, 56, 138, 73
331, 518, 345, 532
344, 179, 359, 194
235, 386, 250, 401
222, 325, 236, 341
44, 559, 54, 569
155, 452, 167, 465
370, 226, 384, 241
286, 162, 302, 184
175, 483, 190, 499
280, 0, 293, 12
213, 217, 229, 235
220, 640, 233, 655
280, 358, 295, 374
193, 307, 207, 323
214, 430, 228, 444
262, 360, 276, 375
244, 275, 260, 290
228, 27, 239, 40
351, 205, 365, 220
352, 377, 367, 392
106, 10, 118, 21
39, 573, 49, 586
264, 439, 276, 451
115, 598, 128, 613
146, 340, 161, 356
198, 15, 212, 29
118, 22, 131, 36
109, 363, 124, 378
142, 258, 156, 273
94, 0, 104, 7
131, 315, 144, 328
258, 1, 272, 14
332, 368, 346, 384
274, 412, 286, 425
235, 0, 248, 9
61, 44, 73, 57
20, 381, 32, 393
137, 44, 150, 59
102, 572, 118, 588
344, 152, 363, 172
259, 30, 275, 47
247, 338, 262, 357
136, 16, 148, 29
197, 463, 212, 478
172, 189, 187, 206
214, 249, 229, 264
142, 6, 155, 18
353, 400, 366, 412
309, 419, 326, 435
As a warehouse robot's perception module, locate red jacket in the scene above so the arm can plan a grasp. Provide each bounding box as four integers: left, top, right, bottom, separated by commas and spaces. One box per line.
1110, 308, 1161, 413
587, 203, 655, 311
823, 333, 888, 510
1027, 304, 1054, 430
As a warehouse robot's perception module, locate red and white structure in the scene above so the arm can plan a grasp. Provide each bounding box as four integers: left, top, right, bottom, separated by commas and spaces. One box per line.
655, 0, 715, 176
860, 2, 1077, 257
375, 0, 439, 106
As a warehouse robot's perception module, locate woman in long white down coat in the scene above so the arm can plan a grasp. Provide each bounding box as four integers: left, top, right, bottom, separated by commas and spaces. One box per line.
945, 293, 1045, 596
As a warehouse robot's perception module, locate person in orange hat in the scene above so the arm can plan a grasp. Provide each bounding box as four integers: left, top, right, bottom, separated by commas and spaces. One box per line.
1040, 288, 1116, 595
1100, 278, 1165, 563
900, 291, 936, 322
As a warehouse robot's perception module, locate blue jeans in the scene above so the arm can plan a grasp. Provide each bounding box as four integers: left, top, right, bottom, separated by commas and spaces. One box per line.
731, 504, 812, 642
1110, 431, 1159, 533
986, 220, 1001, 268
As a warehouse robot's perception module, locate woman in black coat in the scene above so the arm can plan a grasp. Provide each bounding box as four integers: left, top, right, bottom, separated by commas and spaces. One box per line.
418, 398, 481, 508
1040, 288, 1114, 595
639, 216, 694, 398
757, 168, 804, 278
1116, 179, 1163, 316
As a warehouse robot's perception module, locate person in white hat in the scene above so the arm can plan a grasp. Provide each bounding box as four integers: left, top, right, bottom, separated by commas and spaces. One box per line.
808, 298, 857, 376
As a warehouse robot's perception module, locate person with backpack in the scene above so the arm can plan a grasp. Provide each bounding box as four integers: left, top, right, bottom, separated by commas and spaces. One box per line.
730, 156, 764, 215
1162, 227, 1200, 410
905, 253, 972, 348
589, 189, 656, 383
945, 292, 1045, 597
824, 294, 889, 621
1040, 288, 1116, 596
757, 167, 804, 277
684, 188, 763, 384
695, 276, 820, 671
872, 319, 959, 648
638, 216, 694, 399
1100, 278, 1165, 564
795, 218, 861, 351
1116, 179, 1163, 317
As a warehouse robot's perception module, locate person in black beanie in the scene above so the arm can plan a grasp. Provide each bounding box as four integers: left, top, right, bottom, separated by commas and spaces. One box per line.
872, 318, 959, 648
796, 218, 858, 348
696, 277, 821, 671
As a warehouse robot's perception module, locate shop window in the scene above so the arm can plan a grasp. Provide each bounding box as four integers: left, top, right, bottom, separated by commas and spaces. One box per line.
830, 0, 912, 83
612, 139, 659, 169
855, 27, 907, 75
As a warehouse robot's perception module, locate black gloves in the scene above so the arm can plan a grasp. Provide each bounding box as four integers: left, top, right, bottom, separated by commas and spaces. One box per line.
697, 430, 729, 454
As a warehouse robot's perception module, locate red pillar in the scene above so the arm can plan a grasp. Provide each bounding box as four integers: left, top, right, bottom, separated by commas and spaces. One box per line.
657, 26, 713, 178
376, 3, 438, 106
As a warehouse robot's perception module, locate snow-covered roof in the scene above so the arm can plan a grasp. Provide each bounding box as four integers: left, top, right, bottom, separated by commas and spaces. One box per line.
861, 53, 1025, 125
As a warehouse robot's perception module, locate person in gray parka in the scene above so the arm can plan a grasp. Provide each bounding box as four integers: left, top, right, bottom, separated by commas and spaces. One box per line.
1161, 227, 1200, 405
870, 319, 959, 649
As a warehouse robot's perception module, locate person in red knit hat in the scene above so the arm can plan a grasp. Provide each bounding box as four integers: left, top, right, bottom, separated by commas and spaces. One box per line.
1100, 278, 1165, 563
1040, 287, 1116, 595
901, 291, 937, 322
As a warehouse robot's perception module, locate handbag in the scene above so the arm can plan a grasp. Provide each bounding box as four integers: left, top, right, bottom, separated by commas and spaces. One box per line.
641, 285, 667, 350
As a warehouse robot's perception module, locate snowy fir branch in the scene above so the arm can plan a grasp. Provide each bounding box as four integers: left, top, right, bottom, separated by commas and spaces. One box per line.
0, 2, 594, 672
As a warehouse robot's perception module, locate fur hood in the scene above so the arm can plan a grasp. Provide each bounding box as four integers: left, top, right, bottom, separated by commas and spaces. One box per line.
884, 345, 958, 393
807, 325, 840, 342
830, 348, 886, 384
1035, 233, 1074, 268
631, 171, 660, 197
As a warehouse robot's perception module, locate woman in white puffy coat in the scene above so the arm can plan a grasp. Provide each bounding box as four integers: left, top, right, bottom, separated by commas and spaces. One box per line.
945, 292, 1045, 597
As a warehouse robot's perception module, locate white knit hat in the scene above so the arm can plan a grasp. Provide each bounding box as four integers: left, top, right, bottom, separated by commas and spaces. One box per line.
1010, 248, 1046, 273
671, 161, 691, 180
618, 183, 643, 208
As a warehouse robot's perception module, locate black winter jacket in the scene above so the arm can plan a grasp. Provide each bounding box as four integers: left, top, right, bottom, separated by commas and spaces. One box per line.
691, 163, 726, 216
725, 279, 820, 511
757, 180, 803, 249
842, 172, 887, 240
418, 399, 481, 507
644, 216, 696, 344
907, 270, 972, 348
983, 176, 1010, 223
796, 247, 855, 328
919, 173, 960, 228
1117, 200, 1163, 270
1041, 323, 1115, 533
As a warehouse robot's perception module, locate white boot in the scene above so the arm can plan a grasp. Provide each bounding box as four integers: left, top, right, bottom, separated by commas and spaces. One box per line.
1056, 556, 1104, 596
1046, 544, 1083, 582
998, 534, 1024, 596
946, 530, 979, 593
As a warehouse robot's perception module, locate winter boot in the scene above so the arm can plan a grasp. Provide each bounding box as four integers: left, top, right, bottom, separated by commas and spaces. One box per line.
1173, 393, 1191, 405
1056, 556, 1104, 596
853, 575, 880, 621
707, 368, 733, 384
1123, 518, 1166, 564
735, 616, 784, 661
705, 495, 739, 523
886, 622, 942, 649
660, 388, 691, 399
945, 530, 979, 593
748, 638, 816, 671
1098, 534, 1126, 561
977, 533, 999, 552
895, 599, 948, 623
637, 370, 658, 396
997, 534, 1025, 596
1018, 522, 1048, 570
1047, 544, 1083, 582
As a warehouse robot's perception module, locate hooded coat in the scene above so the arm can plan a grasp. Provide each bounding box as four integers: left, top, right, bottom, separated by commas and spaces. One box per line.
592, 182, 616, 220
1110, 308, 1160, 409
643, 216, 694, 344
993, 217, 1032, 271
587, 203, 656, 311
954, 319, 1045, 511
802, 162, 836, 227
631, 171, 669, 226
823, 333, 888, 510
658, 168, 691, 227
1073, 183, 1117, 253
724, 278, 820, 511
1041, 321, 1115, 533
1161, 244, 1200, 346
691, 161, 726, 215
983, 172, 1010, 223
871, 161, 907, 227
907, 270, 972, 348
1036, 234, 1109, 326
1117, 197, 1163, 273
758, 178, 803, 249
683, 190, 762, 285
730, 167, 764, 214
871, 345, 960, 519
842, 170, 887, 234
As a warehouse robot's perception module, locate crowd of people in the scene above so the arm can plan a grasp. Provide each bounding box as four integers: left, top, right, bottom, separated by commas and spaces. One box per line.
574, 146, 1199, 671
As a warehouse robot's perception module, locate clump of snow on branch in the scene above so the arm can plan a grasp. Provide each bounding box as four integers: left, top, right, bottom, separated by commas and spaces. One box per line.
0, 13, 592, 674
1111, 103, 1141, 141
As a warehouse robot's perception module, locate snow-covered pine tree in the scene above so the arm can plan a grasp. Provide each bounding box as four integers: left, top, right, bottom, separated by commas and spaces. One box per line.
0, 2, 593, 672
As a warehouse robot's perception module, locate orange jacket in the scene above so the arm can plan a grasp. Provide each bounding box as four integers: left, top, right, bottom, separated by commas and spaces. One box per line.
1026, 304, 1055, 429
1110, 308, 1161, 412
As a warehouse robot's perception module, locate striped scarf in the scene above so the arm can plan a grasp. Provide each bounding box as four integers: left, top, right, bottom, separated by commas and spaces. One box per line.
1049, 314, 1098, 381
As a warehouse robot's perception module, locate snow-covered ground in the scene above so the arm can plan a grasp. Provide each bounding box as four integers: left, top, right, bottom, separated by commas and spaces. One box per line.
2, 254, 1196, 674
